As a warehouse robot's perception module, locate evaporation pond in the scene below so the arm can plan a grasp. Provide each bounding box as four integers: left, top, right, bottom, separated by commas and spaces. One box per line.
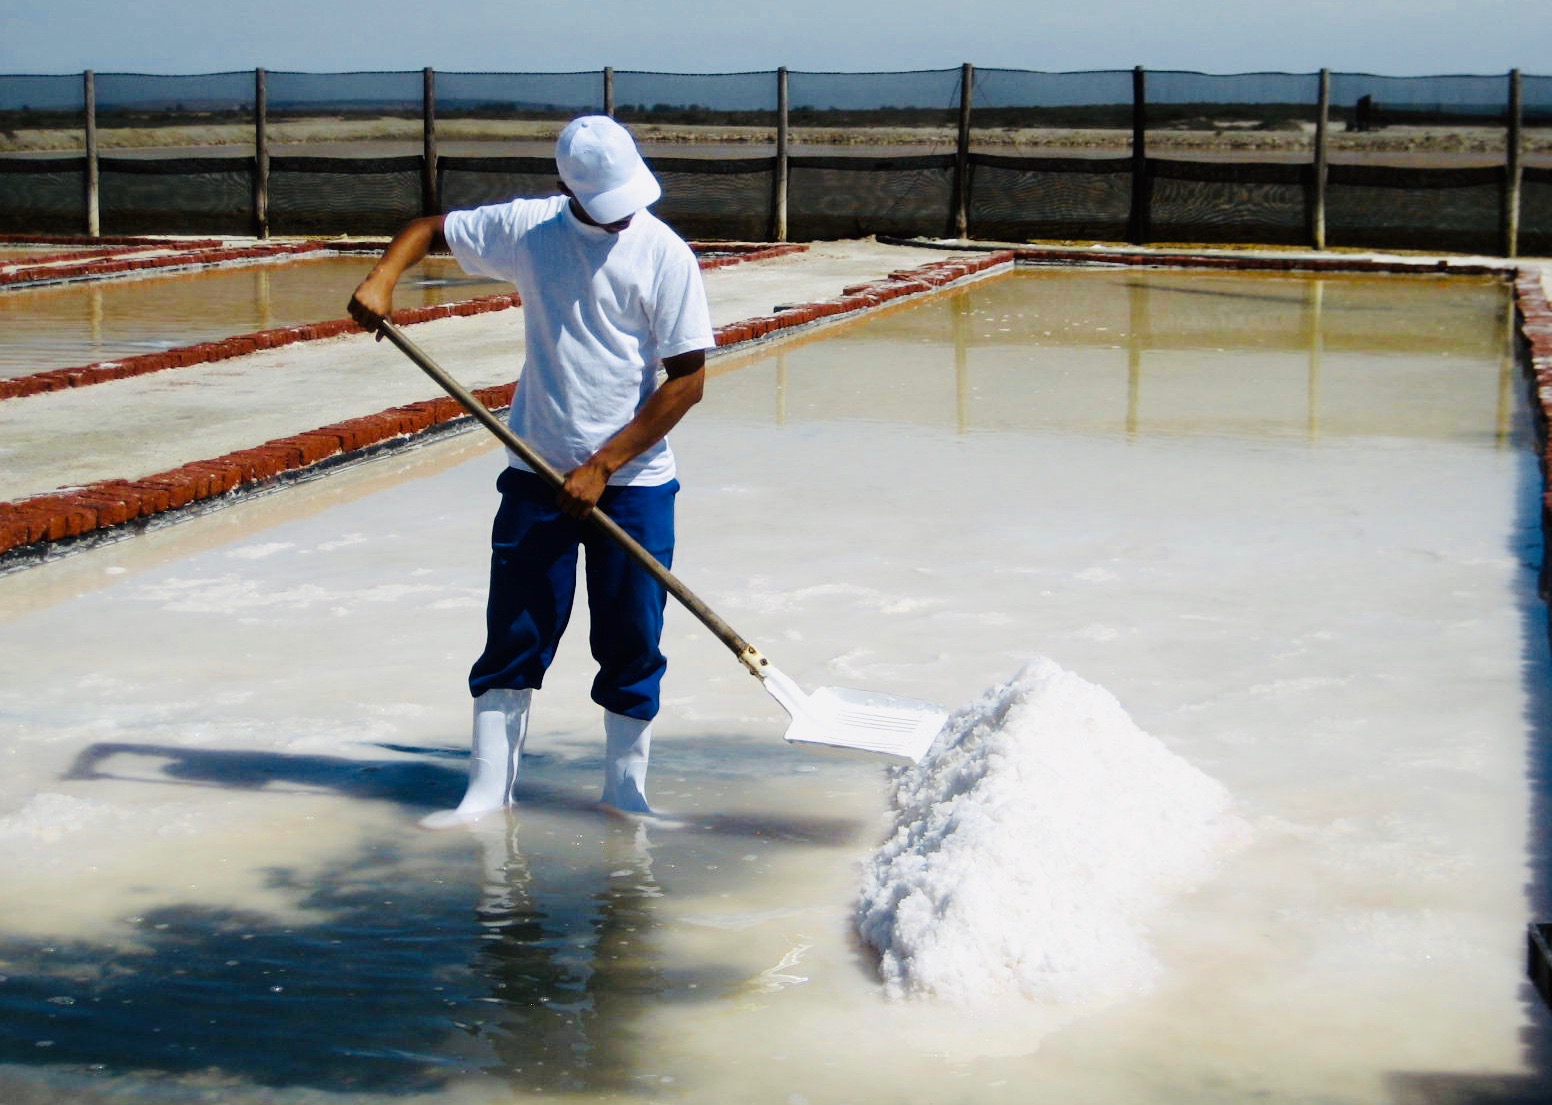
0, 254, 509, 377
0, 267, 1545, 1104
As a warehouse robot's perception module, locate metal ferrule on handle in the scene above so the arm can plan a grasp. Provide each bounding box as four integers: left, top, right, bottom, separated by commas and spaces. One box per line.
374, 319, 765, 676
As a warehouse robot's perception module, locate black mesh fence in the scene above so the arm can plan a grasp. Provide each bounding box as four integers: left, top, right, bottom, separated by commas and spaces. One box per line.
1, 66, 1549, 253
967, 154, 1132, 241
789, 153, 955, 239
1329, 72, 1513, 129
0, 73, 85, 142
971, 70, 1134, 134
1147, 158, 1312, 245
651, 156, 775, 239
99, 156, 253, 234
1145, 71, 1321, 130
268, 156, 422, 236
436, 71, 600, 122
267, 71, 425, 157
96, 71, 256, 130
1525, 168, 1552, 257
0, 156, 85, 233
1529, 75, 1552, 124
614, 71, 778, 134
266, 71, 422, 118
439, 156, 558, 212
788, 69, 962, 131
1327, 163, 1506, 253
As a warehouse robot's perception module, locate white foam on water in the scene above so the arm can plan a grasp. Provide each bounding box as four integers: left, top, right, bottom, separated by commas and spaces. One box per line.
857, 658, 1246, 1010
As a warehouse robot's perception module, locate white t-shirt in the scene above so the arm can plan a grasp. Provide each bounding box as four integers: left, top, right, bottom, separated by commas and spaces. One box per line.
443, 195, 713, 487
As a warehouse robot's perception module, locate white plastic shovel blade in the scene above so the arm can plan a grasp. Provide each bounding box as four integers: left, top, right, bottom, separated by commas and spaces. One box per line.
759, 665, 948, 764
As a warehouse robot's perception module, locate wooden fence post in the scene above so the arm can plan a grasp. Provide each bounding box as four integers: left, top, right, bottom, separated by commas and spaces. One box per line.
604, 67, 615, 116
950, 61, 974, 239
84, 70, 99, 237
1312, 68, 1329, 250
253, 67, 269, 239
1506, 69, 1522, 259
773, 66, 789, 242
1128, 66, 1149, 245
422, 67, 439, 216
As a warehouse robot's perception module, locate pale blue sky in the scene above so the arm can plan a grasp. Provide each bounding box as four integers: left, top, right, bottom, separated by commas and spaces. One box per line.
2, 0, 1548, 76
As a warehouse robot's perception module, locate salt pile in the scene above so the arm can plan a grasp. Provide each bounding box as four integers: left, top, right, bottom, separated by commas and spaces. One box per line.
856, 658, 1243, 1007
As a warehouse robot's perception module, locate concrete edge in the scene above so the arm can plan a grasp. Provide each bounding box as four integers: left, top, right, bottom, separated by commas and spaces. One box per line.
0, 239, 334, 289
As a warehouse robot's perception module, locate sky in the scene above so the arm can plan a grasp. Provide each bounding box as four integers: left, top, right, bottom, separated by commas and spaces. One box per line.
1, 0, 1549, 77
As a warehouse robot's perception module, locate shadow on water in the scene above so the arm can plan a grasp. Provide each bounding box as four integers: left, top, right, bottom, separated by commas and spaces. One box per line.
0, 819, 750, 1097
1384, 286, 1552, 1105
63, 741, 462, 807
10, 740, 860, 1098
63, 741, 870, 848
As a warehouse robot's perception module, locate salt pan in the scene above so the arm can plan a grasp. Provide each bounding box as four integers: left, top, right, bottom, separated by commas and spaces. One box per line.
856, 658, 1244, 1008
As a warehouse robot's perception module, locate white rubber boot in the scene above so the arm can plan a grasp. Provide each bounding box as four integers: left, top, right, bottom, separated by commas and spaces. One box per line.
601, 711, 653, 814
420, 688, 531, 829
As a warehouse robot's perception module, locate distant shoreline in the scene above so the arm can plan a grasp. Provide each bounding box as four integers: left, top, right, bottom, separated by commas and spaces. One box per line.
2, 116, 1546, 166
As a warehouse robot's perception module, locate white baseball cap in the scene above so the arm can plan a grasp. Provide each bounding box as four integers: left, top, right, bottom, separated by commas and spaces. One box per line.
555, 116, 661, 225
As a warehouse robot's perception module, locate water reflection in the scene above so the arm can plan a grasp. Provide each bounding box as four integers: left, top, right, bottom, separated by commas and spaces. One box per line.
4, 734, 836, 1099
0, 812, 681, 1097
0, 257, 510, 378
466, 815, 664, 1095
708, 270, 1519, 447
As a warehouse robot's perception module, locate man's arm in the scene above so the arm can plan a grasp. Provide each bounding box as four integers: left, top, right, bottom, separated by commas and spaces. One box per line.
347, 215, 447, 332
558, 349, 706, 519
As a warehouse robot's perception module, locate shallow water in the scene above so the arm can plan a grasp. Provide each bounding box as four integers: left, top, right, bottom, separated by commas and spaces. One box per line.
0, 256, 508, 378
0, 268, 1547, 1103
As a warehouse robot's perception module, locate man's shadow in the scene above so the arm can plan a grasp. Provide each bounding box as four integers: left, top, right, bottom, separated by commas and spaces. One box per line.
63, 740, 464, 810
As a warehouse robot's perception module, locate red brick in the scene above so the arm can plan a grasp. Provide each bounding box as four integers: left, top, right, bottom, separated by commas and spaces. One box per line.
2, 502, 54, 544
70, 490, 134, 526
283, 432, 345, 465
475, 383, 515, 409
315, 422, 369, 451
419, 396, 459, 423
392, 406, 436, 434
93, 478, 151, 509
217, 451, 276, 483
253, 443, 305, 472
0, 520, 34, 554
138, 471, 201, 508
15, 497, 99, 540
181, 460, 244, 495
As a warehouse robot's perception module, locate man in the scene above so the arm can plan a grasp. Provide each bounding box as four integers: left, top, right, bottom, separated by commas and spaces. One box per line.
348, 116, 714, 827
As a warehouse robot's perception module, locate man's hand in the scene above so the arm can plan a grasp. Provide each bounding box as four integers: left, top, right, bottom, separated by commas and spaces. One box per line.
558, 460, 612, 519
347, 274, 394, 336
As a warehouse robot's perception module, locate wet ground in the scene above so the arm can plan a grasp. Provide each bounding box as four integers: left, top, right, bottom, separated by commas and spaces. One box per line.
1, 266, 1548, 1103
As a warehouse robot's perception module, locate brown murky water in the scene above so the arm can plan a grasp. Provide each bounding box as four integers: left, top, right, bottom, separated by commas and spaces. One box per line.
708, 268, 1518, 444
0, 255, 508, 378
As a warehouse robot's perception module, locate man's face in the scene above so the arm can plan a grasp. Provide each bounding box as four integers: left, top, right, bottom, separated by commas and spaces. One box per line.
560, 182, 634, 233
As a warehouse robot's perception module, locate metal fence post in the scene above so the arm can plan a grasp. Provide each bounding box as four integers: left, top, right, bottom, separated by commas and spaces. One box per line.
84, 70, 99, 237
1506, 69, 1522, 258
253, 67, 269, 239
773, 66, 789, 242
950, 61, 974, 239
1128, 66, 1149, 245
1312, 68, 1329, 250
422, 67, 439, 216
604, 67, 615, 116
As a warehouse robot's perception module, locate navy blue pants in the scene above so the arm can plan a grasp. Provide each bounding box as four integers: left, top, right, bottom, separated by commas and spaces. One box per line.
468, 467, 678, 720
